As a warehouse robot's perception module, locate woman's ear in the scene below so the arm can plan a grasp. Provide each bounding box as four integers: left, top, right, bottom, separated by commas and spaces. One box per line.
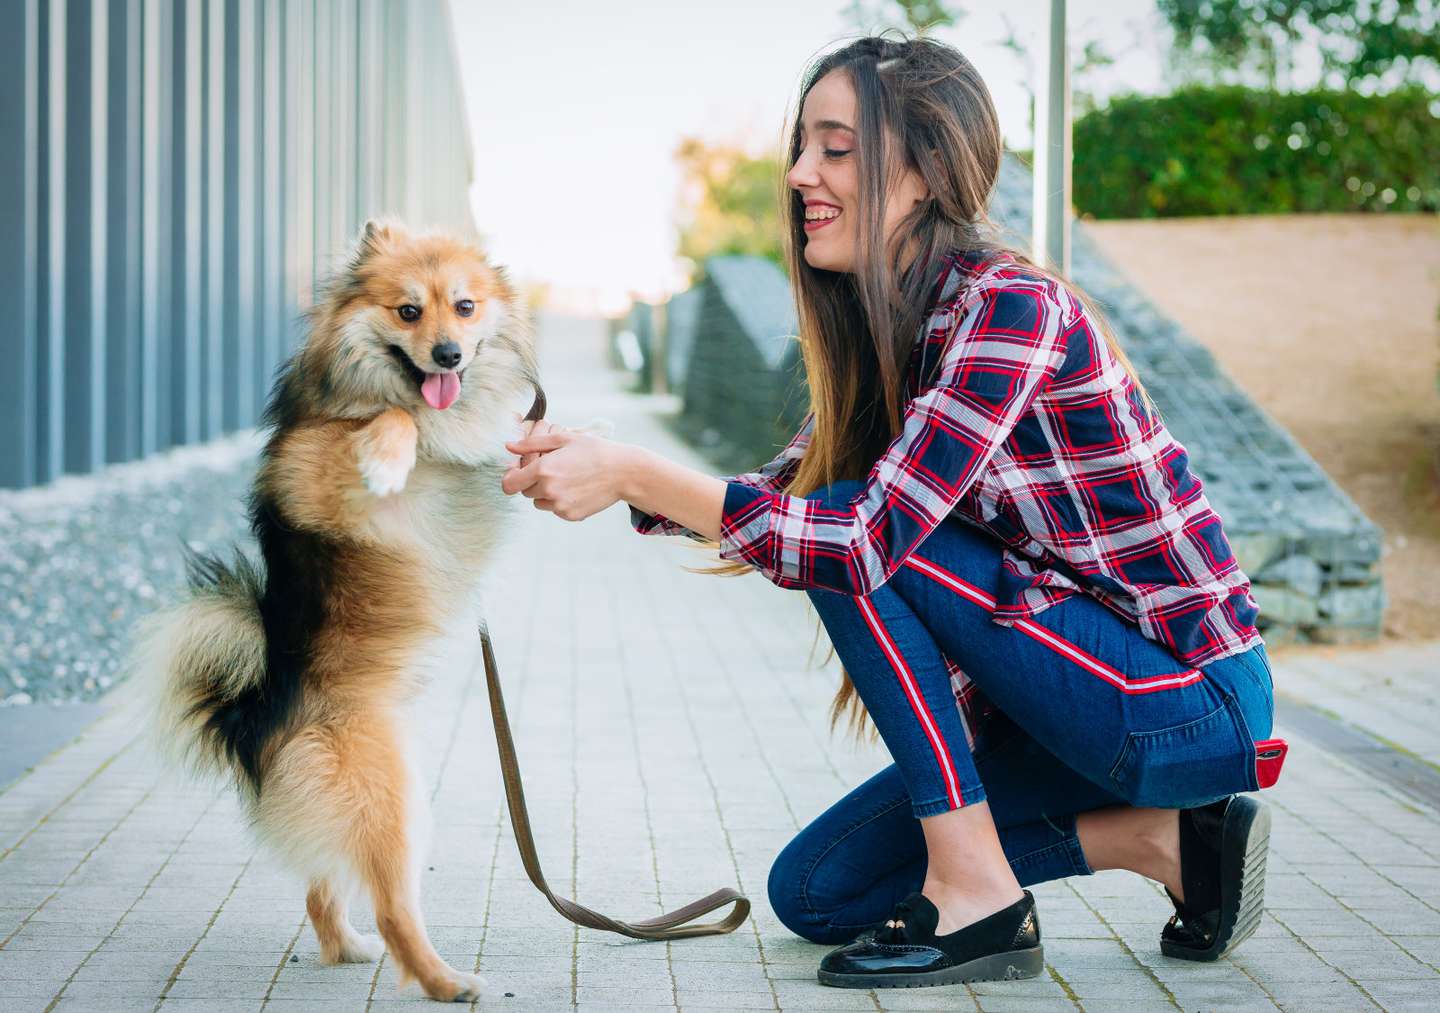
900, 164, 931, 208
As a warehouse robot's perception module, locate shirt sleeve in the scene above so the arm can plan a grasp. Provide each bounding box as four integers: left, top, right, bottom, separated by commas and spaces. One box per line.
628, 414, 813, 541
716, 280, 1071, 595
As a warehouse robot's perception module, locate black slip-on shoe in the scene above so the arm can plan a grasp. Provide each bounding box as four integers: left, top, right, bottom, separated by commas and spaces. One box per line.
1161, 794, 1271, 962
817, 890, 1043, 989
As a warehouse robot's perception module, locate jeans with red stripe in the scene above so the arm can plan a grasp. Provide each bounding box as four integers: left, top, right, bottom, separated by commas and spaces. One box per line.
769, 481, 1275, 945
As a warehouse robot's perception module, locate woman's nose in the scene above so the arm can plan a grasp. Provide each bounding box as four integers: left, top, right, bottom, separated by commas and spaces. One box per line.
786, 149, 820, 190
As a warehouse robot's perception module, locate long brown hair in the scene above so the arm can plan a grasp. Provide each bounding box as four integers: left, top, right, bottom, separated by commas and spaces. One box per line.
752, 36, 1154, 734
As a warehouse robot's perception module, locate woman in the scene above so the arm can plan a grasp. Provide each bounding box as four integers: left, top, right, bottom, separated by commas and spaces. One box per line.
501, 36, 1284, 989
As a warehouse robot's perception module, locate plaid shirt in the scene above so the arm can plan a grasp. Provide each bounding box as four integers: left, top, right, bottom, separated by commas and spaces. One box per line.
634, 249, 1262, 742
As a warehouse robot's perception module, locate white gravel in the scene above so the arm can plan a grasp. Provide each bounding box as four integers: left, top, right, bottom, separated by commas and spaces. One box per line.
0, 433, 264, 705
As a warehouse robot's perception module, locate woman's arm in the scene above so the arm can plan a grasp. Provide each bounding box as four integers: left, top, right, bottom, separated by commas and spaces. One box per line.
630, 414, 813, 540
623, 448, 727, 540
500, 433, 726, 540
503, 276, 1071, 595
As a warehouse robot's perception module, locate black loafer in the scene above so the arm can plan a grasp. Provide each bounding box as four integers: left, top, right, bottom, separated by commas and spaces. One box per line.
817, 890, 1043, 988
1161, 794, 1271, 961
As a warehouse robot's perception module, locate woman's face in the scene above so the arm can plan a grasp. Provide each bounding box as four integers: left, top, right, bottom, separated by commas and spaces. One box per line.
786, 68, 929, 273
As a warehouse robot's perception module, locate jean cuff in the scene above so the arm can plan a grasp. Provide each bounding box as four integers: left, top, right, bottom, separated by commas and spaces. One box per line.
909, 782, 987, 820
1043, 812, 1093, 876
1063, 834, 1093, 877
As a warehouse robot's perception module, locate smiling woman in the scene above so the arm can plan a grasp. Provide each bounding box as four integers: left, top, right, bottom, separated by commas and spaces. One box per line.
503, 34, 1284, 992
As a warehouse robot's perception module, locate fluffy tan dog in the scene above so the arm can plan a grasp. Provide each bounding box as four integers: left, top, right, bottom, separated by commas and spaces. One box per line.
134, 221, 542, 1002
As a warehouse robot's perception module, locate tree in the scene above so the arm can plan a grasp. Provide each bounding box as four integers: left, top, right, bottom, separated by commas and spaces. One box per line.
995, 13, 1117, 148
674, 138, 784, 276
1158, 0, 1440, 91
842, 0, 964, 35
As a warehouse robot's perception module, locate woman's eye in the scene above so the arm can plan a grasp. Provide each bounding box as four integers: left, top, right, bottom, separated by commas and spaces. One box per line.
823, 148, 852, 159
455, 300, 475, 318
397, 304, 422, 322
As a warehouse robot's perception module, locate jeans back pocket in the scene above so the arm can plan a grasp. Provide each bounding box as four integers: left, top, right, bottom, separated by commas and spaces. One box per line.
1108, 691, 1258, 809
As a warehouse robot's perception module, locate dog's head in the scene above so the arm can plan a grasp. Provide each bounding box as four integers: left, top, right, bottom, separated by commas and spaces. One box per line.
284, 221, 540, 428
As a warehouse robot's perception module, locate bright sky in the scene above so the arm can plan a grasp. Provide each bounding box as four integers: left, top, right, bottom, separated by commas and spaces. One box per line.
449, 1, 1171, 314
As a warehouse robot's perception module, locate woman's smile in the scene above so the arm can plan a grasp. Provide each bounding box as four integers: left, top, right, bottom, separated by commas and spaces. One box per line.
804, 200, 843, 232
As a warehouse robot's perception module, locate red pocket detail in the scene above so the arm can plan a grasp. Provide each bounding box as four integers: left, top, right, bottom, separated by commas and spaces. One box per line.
1254, 738, 1288, 789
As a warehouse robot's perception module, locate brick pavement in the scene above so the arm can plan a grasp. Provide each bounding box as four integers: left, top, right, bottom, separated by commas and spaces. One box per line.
1272, 642, 1440, 771
2, 315, 1439, 1011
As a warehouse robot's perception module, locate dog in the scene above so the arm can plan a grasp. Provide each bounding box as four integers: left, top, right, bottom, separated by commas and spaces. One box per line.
134, 221, 543, 1002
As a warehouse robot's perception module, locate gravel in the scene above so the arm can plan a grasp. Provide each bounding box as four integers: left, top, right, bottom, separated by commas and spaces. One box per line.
0, 433, 263, 706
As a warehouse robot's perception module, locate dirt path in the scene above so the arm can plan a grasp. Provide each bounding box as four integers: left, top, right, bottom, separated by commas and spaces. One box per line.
1086, 213, 1440, 641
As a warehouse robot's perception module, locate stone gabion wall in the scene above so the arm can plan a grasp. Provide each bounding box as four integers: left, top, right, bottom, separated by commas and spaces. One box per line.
673, 257, 807, 473
663, 286, 702, 394
612, 278, 735, 398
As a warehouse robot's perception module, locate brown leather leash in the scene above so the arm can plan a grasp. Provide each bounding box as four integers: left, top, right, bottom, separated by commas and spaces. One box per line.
478, 624, 751, 940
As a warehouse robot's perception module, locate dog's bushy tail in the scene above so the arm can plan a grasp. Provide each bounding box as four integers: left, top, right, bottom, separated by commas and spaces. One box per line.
136, 547, 269, 784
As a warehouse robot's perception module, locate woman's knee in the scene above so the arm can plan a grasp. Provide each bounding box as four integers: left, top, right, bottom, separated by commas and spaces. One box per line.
767, 833, 873, 946
767, 839, 832, 944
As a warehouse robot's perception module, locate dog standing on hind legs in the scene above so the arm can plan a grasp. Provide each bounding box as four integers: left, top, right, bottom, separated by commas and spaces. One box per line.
134, 221, 545, 1002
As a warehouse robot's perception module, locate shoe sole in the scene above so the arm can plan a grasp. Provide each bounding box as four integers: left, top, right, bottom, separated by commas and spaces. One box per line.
1162, 795, 1271, 962
817, 945, 1045, 988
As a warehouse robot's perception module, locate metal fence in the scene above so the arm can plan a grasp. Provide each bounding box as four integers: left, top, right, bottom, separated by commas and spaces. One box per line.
0, 0, 476, 490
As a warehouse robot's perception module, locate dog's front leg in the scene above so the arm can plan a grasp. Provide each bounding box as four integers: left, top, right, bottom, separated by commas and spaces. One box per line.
355, 407, 418, 497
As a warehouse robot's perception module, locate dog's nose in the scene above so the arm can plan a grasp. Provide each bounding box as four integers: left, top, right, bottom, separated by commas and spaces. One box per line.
431, 342, 462, 369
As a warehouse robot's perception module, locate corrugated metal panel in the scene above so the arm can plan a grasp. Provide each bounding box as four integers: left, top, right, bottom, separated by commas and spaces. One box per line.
0, 0, 475, 489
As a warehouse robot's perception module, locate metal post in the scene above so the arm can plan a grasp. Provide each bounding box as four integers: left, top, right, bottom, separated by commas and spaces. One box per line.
1032, 0, 1071, 276
650, 300, 668, 397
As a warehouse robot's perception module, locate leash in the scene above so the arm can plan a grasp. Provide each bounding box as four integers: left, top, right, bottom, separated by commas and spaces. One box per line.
478, 624, 751, 940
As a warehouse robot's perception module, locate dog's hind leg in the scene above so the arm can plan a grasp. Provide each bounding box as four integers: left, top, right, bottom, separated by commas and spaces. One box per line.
335, 723, 483, 1002
263, 721, 483, 1002
307, 878, 384, 965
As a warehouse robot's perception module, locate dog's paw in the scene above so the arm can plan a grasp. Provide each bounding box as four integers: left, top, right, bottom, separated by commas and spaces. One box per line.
423, 969, 487, 1003
357, 407, 418, 496
360, 451, 414, 497
337, 932, 385, 964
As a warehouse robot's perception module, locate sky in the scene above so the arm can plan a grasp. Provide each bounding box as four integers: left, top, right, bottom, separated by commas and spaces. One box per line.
449, 0, 1172, 313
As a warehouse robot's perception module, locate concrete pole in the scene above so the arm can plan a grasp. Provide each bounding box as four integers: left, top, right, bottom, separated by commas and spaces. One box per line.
1032, 0, 1071, 276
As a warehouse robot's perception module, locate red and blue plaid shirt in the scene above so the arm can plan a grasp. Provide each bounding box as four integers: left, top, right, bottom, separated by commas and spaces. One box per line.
635, 249, 1262, 739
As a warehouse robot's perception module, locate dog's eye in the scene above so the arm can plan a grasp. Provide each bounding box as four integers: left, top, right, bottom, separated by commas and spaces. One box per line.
455, 300, 475, 318
397, 304, 422, 322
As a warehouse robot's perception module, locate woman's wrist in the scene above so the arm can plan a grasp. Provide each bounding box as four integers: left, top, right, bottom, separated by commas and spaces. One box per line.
612, 445, 726, 541
615, 443, 655, 505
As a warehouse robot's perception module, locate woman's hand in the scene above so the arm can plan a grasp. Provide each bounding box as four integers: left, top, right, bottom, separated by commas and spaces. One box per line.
512, 417, 567, 469
501, 430, 636, 521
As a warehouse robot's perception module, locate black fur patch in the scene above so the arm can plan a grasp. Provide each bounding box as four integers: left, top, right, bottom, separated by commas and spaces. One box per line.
260, 354, 310, 434
183, 483, 341, 796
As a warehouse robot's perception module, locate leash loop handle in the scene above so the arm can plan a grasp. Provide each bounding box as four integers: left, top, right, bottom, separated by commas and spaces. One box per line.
479, 626, 751, 941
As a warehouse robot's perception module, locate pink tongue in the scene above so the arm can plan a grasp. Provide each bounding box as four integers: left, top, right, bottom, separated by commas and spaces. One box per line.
421, 372, 461, 410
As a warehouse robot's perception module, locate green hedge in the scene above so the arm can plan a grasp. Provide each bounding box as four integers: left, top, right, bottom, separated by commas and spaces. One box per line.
1073, 86, 1440, 218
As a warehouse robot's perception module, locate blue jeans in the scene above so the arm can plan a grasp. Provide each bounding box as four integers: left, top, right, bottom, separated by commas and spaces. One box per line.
768, 482, 1276, 945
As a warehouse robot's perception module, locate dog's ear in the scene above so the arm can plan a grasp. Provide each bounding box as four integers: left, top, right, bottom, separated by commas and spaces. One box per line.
352, 219, 407, 265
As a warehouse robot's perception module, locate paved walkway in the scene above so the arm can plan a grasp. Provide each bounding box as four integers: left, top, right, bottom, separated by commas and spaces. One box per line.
3, 316, 1440, 1011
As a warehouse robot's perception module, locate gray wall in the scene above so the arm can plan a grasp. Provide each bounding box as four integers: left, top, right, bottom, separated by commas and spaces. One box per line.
0, 0, 476, 489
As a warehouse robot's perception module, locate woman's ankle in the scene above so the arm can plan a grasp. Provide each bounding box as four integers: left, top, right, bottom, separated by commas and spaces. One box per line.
920, 873, 1025, 935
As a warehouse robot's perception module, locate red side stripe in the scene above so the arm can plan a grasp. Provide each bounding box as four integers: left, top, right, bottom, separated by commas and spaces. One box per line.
855, 596, 965, 809
903, 555, 1204, 695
